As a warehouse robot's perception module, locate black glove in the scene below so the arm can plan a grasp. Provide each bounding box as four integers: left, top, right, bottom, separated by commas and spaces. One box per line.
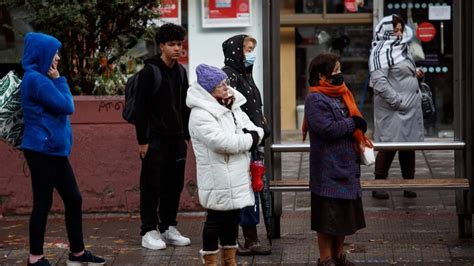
352, 116, 367, 133
262, 122, 271, 140
243, 128, 259, 151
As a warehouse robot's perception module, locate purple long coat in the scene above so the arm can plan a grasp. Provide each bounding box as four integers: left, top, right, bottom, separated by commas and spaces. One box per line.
305, 92, 362, 200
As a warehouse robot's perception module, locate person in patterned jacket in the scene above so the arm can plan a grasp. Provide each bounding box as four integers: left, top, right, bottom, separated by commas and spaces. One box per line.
222, 34, 271, 256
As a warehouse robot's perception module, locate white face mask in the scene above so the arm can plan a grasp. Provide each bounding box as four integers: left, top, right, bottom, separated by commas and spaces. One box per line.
244, 50, 256, 67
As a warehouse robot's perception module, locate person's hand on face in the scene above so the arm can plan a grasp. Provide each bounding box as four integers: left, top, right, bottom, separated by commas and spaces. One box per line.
211, 79, 234, 107
48, 52, 61, 79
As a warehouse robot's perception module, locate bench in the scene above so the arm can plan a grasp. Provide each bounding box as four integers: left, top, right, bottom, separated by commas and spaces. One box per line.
270, 178, 470, 192
268, 141, 472, 238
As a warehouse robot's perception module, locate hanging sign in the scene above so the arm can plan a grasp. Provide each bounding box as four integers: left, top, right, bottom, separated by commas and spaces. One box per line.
429, 5, 451, 21
178, 38, 188, 65
154, 0, 181, 26
202, 0, 251, 28
416, 22, 436, 42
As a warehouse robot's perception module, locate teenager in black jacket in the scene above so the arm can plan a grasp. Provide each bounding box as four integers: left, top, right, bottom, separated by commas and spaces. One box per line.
134, 23, 191, 250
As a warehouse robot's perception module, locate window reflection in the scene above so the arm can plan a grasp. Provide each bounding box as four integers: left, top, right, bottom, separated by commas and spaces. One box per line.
289, 0, 373, 14
295, 25, 373, 116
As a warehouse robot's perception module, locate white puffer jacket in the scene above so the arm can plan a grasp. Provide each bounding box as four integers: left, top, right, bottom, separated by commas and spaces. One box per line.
186, 82, 264, 211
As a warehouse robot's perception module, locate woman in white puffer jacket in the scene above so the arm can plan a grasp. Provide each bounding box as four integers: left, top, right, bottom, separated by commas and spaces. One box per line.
187, 64, 263, 265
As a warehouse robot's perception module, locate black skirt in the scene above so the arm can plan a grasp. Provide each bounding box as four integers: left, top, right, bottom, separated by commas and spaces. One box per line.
311, 193, 366, 236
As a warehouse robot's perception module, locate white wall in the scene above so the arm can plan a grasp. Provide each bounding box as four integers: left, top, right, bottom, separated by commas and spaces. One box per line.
187, 1, 263, 94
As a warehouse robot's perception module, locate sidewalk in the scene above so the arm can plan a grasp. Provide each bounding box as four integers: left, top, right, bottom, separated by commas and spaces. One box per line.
1, 134, 474, 265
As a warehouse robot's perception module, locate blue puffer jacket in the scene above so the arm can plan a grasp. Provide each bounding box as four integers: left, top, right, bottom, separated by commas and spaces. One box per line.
21, 32, 74, 156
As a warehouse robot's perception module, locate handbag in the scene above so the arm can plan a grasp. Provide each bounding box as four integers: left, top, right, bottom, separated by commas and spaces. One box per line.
419, 81, 436, 119
360, 146, 375, 166
409, 39, 425, 62
250, 150, 265, 192
0, 71, 23, 148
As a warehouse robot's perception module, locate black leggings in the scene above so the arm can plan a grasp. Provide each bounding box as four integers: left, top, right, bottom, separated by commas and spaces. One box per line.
374, 150, 416, 179
24, 150, 84, 255
202, 209, 240, 251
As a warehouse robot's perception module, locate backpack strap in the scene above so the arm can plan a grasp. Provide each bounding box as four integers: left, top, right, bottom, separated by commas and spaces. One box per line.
146, 63, 185, 94
146, 63, 162, 95
178, 64, 186, 85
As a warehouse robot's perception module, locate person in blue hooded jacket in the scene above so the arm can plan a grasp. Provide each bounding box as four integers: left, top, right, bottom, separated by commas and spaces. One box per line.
21, 32, 106, 266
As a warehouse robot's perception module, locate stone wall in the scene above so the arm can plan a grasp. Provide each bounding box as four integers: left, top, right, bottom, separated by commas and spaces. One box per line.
0, 96, 201, 215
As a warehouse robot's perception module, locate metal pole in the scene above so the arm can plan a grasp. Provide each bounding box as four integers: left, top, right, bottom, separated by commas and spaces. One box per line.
263, 0, 282, 239
454, 0, 472, 239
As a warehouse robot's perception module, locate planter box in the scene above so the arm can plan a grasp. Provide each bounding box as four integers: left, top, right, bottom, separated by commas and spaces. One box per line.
0, 96, 202, 215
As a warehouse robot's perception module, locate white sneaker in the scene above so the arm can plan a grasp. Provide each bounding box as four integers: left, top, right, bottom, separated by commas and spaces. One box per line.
161, 226, 191, 246
141, 230, 166, 250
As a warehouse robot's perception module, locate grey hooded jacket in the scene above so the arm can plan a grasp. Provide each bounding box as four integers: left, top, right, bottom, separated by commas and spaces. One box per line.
371, 57, 424, 142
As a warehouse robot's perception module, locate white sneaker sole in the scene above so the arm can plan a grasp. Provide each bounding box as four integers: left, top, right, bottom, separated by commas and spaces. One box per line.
163, 239, 191, 246
66, 260, 106, 266
141, 240, 167, 250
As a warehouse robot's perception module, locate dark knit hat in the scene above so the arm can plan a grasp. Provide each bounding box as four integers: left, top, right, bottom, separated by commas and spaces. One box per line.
196, 64, 228, 93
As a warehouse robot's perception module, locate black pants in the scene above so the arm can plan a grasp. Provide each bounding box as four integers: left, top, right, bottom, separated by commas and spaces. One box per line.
374, 150, 416, 179
24, 150, 84, 255
203, 209, 240, 251
140, 136, 187, 235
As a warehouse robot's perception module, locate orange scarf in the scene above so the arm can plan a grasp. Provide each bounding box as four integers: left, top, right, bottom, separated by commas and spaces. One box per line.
301, 80, 373, 152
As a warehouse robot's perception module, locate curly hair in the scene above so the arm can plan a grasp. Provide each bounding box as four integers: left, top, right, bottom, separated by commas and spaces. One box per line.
155, 23, 186, 44
308, 53, 340, 86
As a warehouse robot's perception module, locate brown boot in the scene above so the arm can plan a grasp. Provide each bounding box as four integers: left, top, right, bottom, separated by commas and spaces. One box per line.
318, 257, 337, 266
335, 253, 355, 266
221, 246, 237, 266
237, 226, 271, 256
199, 249, 219, 266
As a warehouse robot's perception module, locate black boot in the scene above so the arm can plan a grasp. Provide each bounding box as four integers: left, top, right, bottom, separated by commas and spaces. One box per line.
373, 172, 389, 199
372, 190, 389, 199
403, 190, 417, 198
236, 226, 271, 256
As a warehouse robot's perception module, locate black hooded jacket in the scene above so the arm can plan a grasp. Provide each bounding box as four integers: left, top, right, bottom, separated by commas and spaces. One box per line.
134, 55, 190, 145
222, 35, 270, 138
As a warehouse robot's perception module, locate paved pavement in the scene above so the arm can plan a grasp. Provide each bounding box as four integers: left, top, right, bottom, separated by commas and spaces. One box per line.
1, 134, 474, 265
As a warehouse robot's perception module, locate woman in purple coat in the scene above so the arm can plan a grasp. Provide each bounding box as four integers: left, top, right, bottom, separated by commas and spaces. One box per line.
303, 53, 370, 266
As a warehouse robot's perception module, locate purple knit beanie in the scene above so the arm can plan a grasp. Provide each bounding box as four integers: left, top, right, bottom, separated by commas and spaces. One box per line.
196, 64, 228, 93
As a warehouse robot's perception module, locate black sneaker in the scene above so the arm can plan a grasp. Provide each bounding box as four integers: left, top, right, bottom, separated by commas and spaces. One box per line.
67, 250, 106, 265
27, 257, 51, 266
403, 190, 417, 198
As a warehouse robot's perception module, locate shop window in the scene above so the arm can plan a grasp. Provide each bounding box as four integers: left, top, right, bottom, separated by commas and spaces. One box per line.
291, 0, 373, 14
295, 25, 373, 109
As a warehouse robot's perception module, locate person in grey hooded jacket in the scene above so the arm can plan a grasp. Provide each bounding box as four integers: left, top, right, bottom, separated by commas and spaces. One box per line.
369, 14, 424, 200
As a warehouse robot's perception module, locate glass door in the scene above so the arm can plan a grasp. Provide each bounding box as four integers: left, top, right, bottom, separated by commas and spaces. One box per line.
379, 0, 454, 138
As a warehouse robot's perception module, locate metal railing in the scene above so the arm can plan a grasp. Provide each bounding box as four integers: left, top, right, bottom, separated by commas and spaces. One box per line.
272, 141, 466, 152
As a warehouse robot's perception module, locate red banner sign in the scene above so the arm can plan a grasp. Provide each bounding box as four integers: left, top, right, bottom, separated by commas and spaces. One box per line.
416, 22, 436, 42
